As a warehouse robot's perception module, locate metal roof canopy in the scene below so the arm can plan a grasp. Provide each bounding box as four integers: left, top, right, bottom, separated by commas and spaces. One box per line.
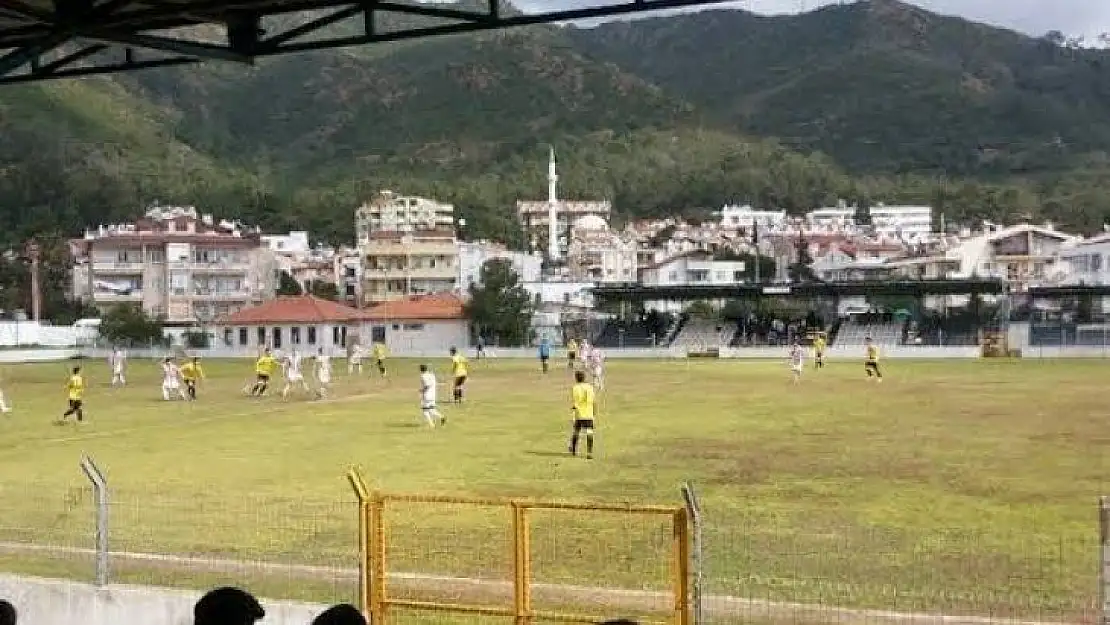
0, 0, 735, 84
592, 279, 1010, 306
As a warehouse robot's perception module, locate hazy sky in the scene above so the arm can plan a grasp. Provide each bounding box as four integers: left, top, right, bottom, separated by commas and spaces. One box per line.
518, 0, 1109, 41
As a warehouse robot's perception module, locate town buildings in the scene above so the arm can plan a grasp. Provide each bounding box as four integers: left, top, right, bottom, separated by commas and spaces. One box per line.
70, 205, 277, 325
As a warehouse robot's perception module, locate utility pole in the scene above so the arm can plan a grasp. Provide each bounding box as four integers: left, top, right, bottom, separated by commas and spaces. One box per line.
26, 239, 41, 322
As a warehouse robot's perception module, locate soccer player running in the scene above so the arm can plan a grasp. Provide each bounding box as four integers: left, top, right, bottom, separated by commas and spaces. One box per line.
789, 341, 805, 385
566, 338, 578, 370
180, 357, 205, 401
449, 346, 468, 403
538, 337, 552, 373
281, 349, 313, 399
314, 348, 333, 399
248, 348, 278, 396
58, 366, 85, 424
161, 357, 188, 401
347, 344, 363, 375
418, 364, 446, 427
588, 345, 605, 390
109, 347, 127, 386
812, 333, 826, 370
568, 370, 597, 459
372, 342, 387, 377
864, 336, 883, 382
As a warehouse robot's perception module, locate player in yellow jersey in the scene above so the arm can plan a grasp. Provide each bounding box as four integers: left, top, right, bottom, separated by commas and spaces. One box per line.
59, 366, 85, 424
249, 349, 278, 396
864, 337, 883, 382
813, 333, 827, 369
566, 338, 579, 370
180, 357, 205, 401
372, 342, 387, 377
568, 370, 597, 459
449, 346, 469, 403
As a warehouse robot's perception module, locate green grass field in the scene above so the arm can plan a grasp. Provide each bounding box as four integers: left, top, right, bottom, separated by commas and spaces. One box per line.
0, 356, 1104, 623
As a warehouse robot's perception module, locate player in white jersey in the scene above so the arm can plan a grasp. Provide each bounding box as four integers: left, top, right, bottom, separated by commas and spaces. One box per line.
109, 348, 127, 386
788, 342, 805, 384
161, 358, 187, 401
347, 344, 363, 375
588, 347, 605, 390
314, 348, 333, 399
281, 350, 312, 399
418, 364, 446, 427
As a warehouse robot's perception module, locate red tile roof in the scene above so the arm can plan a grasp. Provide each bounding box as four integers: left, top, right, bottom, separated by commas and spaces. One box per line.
362, 293, 466, 321
225, 296, 364, 324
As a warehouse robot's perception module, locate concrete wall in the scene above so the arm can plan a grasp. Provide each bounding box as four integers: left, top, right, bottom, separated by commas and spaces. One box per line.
0, 573, 329, 625
0, 349, 78, 363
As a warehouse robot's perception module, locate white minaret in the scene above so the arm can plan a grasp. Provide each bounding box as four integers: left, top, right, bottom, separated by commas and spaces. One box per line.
547, 147, 559, 262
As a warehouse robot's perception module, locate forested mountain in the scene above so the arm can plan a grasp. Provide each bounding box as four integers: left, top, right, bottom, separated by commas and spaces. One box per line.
2, 0, 1110, 249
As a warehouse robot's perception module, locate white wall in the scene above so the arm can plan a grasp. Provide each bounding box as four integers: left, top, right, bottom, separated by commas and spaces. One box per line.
359, 319, 470, 356
213, 323, 350, 354
0, 573, 328, 625
0, 321, 83, 347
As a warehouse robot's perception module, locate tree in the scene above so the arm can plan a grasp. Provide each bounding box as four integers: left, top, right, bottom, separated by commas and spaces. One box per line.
466, 259, 534, 347
98, 303, 165, 346
277, 271, 302, 296
788, 236, 818, 283
307, 280, 339, 301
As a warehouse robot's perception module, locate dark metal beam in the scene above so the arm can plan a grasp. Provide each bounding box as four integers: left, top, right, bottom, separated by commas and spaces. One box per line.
0, 0, 135, 78
80, 30, 251, 62
262, 4, 360, 47
0, 55, 195, 83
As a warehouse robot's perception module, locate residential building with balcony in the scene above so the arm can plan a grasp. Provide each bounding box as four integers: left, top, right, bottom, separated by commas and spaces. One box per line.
361, 229, 458, 304
458, 241, 542, 290
70, 205, 277, 325
355, 190, 454, 246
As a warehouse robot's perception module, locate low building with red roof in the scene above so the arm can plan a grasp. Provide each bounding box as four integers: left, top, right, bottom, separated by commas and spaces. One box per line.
216, 293, 470, 356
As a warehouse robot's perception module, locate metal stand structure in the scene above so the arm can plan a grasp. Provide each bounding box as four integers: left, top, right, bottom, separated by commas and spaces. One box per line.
0, 0, 738, 85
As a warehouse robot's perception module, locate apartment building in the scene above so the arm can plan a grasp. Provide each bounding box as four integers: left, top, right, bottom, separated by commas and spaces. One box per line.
361, 229, 458, 303
355, 190, 454, 246
70, 206, 277, 325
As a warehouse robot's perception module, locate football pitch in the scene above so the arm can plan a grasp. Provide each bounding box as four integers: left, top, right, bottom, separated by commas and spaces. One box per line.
0, 356, 1104, 622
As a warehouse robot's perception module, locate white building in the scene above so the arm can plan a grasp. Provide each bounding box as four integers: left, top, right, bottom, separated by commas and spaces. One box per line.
70, 205, 277, 326
361, 229, 458, 303
262, 231, 311, 256
218, 295, 362, 352
639, 252, 747, 287
1056, 233, 1110, 285
717, 204, 787, 231
359, 293, 469, 355
356, 190, 454, 245
457, 241, 542, 290
565, 215, 638, 284
868, 204, 933, 242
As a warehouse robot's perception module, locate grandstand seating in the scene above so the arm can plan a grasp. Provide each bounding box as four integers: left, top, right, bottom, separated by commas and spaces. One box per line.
833, 319, 902, 347
670, 319, 736, 349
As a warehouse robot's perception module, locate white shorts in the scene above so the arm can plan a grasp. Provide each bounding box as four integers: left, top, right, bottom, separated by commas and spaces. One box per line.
162, 380, 180, 390
790, 364, 803, 373
317, 374, 331, 385
422, 401, 436, 411
287, 372, 304, 382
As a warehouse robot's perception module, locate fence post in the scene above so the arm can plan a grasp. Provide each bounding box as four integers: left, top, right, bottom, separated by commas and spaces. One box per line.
1099, 496, 1108, 625
79, 455, 109, 586
681, 483, 704, 625
511, 501, 532, 625
346, 467, 371, 616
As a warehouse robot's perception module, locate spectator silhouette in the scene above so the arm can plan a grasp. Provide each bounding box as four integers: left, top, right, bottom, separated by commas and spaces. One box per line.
0, 599, 15, 625
311, 603, 367, 625
194, 587, 265, 625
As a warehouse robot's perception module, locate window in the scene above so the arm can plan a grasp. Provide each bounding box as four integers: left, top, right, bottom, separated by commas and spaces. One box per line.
223, 328, 233, 346
273, 327, 283, 349
403, 323, 425, 331
333, 326, 341, 344
291, 326, 301, 344
239, 327, 248, 346
307, 326, 317, 345
257, 327, 266, 347
1093, 254, 1103, 272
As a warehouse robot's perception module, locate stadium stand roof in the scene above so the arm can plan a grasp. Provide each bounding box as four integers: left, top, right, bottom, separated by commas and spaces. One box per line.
0, 0, 736, 84
592, 279, 1009, 305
